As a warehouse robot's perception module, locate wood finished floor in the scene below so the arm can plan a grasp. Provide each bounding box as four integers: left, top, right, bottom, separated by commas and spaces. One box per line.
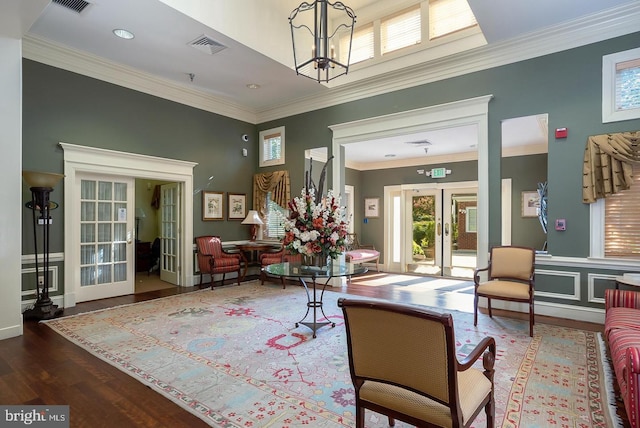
0, 272, 625, 427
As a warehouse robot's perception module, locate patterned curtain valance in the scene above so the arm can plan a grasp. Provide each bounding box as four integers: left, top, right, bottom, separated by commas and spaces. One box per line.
253, 171, 291, 219
582, 131, 640, 203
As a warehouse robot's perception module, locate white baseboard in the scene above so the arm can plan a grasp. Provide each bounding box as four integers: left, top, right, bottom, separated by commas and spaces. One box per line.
487, 300, 605, 325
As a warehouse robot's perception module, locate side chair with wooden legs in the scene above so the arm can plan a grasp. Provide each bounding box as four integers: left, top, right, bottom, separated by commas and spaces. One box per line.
339, 298, 496, 428
473, 245, 536, 337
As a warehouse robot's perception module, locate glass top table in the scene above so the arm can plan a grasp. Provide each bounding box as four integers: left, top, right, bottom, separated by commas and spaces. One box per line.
263, 261, 367, 338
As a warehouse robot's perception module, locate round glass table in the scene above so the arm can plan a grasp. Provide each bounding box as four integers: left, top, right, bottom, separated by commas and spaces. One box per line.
263, 261, 367, 338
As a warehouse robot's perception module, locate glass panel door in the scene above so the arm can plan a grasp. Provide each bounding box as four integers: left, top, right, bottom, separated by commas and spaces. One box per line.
77, 174, 134, 302
407, 191, 440, 275
160, 183, 180, 285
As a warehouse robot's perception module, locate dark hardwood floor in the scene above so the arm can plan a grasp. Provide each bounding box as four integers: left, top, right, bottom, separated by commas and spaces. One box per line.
0, 273, 622, 427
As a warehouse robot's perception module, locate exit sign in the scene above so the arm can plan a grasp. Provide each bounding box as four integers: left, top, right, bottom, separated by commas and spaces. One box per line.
431, 168, 447, 179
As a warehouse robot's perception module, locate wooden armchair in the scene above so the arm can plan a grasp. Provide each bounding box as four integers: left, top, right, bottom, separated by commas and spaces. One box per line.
339, 298, 496, 428
195, 236, 241, 289
344, 233, 380, 272
473, 245, 536, 337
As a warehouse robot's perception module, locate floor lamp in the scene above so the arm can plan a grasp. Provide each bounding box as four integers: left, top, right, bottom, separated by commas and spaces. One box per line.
22, 170, 65, 321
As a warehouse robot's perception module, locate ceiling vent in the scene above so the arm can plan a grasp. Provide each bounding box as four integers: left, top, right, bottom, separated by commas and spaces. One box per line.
52, 0, 91, 14
189, 35, 227, 56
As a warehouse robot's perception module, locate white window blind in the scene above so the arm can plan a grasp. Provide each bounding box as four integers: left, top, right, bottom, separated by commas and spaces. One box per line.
381, 6, 421, 55
259, 126, 285, 167
615, 58, 640, 112
265, 193, 287, 239
429, 0, 477, 40
342, 25, 374, 65
605, 162, 640, 258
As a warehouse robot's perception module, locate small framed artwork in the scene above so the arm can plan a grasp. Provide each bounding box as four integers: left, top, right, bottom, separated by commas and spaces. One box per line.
202, 191, 224, 221
521, 191, 540, 217
364, 197, 380, 218
228, 193, 246, 220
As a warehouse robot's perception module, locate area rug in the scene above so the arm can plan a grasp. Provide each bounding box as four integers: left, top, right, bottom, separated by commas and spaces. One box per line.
43, 282, 620, 427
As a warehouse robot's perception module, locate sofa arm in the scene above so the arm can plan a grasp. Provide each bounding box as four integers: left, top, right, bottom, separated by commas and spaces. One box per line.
626, 347, 640, 428
605, 288, 640, 310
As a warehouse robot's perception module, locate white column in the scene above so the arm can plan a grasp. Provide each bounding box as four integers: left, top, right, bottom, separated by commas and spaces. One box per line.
0, 36, 24, 339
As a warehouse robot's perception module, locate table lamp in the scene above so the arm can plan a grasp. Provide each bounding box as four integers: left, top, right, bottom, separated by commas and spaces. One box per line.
241, 210, 264, 241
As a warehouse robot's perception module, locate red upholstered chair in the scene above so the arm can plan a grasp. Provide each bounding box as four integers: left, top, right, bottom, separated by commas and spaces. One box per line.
195, 236, 241, 289
260, 246, 302, 288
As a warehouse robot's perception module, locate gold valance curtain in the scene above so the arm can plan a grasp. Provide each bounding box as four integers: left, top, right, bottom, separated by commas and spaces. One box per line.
582, 131, 640, 203
253, 170, 291, 219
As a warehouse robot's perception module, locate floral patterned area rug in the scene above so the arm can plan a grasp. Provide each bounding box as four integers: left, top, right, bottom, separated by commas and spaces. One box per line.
43, 282, 619, 427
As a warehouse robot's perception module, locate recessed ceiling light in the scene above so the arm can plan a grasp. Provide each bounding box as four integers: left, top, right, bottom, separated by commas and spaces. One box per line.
384, 154, 396, 158
246, 83, 260, 89
113, 29, 134, 40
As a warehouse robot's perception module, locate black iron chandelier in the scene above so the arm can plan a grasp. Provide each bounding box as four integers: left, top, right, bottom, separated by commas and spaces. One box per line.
289, 0, 356, 83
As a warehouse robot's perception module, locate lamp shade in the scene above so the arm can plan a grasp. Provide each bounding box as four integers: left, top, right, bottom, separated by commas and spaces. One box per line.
22, 171, 64, 189
136, 208, 147, 219
241, 210, 264, 225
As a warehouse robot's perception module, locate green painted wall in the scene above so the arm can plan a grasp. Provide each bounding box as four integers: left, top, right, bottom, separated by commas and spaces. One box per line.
260, 32, 640, 257
22, 60, 257, 256
20, 32, 640, 302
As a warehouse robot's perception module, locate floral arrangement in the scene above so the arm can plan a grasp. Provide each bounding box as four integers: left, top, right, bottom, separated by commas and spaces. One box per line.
281, 187, 349, 263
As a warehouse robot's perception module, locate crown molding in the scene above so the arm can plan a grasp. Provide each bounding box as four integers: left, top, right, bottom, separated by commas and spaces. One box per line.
21, 4, 640, 126
22, 35, 259, 124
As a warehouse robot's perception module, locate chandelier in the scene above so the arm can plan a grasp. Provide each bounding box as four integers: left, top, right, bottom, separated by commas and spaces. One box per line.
289, 0, 356, 83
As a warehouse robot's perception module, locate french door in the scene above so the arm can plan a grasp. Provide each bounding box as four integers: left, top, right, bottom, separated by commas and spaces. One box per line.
160, 183, 180, 285
389, 182, 477, 278
76, 173, 135, 302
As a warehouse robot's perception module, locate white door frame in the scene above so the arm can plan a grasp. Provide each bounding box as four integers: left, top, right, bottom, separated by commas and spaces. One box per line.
60, 142, 197, 307
329, 95, 493, 271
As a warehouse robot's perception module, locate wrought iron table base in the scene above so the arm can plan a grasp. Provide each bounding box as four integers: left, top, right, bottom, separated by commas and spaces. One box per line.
295, 276, 335, 338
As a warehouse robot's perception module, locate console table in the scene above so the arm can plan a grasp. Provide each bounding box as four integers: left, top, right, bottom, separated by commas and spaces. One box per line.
263, 261, 367, 338
234, 242, 280, 281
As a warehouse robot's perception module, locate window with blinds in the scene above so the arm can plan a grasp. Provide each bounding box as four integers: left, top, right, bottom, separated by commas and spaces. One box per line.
429, 0, 477, 40
265, 193, 287, 239
259, 126, 285, 167
605, 163, 640, 258
381, 6, 421, 55
342, 25, 374, 65
615, 58, 640, 112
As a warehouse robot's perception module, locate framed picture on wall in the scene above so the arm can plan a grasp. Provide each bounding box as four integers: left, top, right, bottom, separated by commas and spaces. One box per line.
228, 193, 246, 220
364, 197, 380, 218
203, 191, 224, 221
521, 191, 540, 217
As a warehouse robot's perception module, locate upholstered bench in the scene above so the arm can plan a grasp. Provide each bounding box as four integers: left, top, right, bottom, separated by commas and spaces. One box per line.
344, 233, 379, 271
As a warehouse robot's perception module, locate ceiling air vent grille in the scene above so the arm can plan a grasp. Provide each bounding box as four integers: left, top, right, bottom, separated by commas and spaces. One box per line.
189, 35, 227, 56
52, 0, 91, 14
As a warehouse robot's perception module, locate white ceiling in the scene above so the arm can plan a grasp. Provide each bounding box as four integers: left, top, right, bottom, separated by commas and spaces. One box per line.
4, 0, 639, 169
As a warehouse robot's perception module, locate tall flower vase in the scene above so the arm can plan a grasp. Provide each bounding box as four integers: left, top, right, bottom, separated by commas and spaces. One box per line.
303, 254, 326, 268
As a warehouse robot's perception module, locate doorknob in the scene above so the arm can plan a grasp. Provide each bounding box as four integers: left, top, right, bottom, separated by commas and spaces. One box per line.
127, 231, 132, 244
437, 222, 442, 236
445, 223, 450, 236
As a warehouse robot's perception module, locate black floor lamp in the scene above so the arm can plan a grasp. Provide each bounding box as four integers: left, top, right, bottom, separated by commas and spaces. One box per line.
22, 170, 65, 321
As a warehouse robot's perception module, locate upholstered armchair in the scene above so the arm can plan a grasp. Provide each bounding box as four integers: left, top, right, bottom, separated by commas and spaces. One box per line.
259, 246, 302, 288
195, 236, 241, 289
473, 245, 536, 337
339, 298, 496, 428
